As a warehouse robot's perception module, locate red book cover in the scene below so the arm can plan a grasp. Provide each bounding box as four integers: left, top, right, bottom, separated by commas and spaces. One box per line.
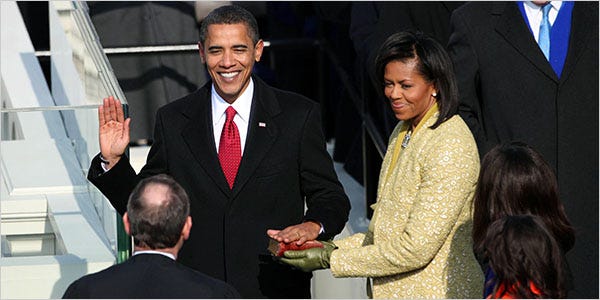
268, 239, 324, 257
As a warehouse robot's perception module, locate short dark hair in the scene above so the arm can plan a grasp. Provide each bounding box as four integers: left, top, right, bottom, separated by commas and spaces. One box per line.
483, 215, 568, 298
127, 174, 190, 249
473, 141, 575, 254
374, 30, 458, 129
199, 5, 260, 46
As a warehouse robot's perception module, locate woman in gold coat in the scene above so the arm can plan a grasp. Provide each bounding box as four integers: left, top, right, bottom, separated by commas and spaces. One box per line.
278, 31, 483, 298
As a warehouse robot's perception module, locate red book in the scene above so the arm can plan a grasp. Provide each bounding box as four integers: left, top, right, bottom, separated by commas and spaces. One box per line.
268, 238, 324, 257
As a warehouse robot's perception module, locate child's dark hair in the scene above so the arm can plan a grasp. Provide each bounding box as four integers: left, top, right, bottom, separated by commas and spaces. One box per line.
473, 141, 575, 254
483, 215, 568, 298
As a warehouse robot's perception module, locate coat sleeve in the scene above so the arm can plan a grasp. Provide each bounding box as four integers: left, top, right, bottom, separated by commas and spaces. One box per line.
330, 130, 479, 278
333, 231, 373, 250
299, 102, 351, 240
62, 277, 86, 299
447, 9, 492, 156
87, 153, 138, 215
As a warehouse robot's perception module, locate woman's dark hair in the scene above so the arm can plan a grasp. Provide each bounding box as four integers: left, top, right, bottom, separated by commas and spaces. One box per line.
483, 215, 568, 298
473, 141, 575, 254
127, 174, 190, 249
199, 5, 260, 46
374, 30, 458, 129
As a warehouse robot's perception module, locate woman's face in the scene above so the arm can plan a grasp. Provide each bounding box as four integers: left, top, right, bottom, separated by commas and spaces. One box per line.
383, 59, 436, 125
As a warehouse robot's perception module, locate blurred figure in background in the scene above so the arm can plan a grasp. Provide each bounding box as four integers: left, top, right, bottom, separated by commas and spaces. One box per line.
88, 1, 209, 144
448, 2, 598, 297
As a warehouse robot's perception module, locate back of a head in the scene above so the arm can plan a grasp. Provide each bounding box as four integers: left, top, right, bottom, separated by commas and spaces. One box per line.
374, 30, 458, 128
127, 174, 190, 249
473, 141, 575, 252
198, 4, 260, 46
484, 215, 567, 298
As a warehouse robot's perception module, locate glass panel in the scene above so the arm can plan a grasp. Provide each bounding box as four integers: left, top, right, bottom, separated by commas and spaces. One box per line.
51, 1, 127, 106
0, 107, 118, 256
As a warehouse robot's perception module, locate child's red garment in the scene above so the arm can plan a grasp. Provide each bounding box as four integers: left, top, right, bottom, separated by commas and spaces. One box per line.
487, 281, 542, 299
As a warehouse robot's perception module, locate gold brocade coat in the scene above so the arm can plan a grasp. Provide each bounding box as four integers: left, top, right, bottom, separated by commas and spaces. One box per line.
330, 112, 483, 298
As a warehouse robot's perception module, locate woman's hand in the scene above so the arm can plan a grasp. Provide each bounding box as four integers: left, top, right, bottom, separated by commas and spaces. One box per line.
278, 241, 337, 272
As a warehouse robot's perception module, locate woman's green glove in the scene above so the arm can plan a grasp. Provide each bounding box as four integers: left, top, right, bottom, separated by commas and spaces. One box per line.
279, 241, 337, 272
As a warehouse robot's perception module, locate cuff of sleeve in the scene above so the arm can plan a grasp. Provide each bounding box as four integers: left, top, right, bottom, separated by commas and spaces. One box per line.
99, 154, 110, 172
304, 219, 325, 234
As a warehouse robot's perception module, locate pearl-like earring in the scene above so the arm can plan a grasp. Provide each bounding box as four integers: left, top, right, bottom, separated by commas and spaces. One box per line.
432, 92, 437, 97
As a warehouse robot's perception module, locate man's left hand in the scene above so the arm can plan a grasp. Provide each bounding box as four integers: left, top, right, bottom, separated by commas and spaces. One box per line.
267, 221, 321, 245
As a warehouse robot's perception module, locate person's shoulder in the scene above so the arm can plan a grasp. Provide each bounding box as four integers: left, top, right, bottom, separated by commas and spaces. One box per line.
178, 262, 225, 284
158, 83, 210, 116
453, 1, 502, 20
429, 115, 477, 148
574, 1, 598, 11
176, 263, 240, 297
436, 114, 473, 136
254, 76, 315, 106
64, 263, 121, 294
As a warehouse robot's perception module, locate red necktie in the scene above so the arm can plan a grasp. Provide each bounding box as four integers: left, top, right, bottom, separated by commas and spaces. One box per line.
219, 106, 241, 189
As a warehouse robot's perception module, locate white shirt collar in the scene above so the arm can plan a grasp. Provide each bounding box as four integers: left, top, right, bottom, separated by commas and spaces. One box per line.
524, 1, 563, 21
211, 79, 254, 127
133, 250, 175, 260
523, 1, 563, 42
524, 1, 562, 9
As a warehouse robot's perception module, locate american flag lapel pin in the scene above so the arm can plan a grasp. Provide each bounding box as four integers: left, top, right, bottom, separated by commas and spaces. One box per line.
258, 122, 266, 127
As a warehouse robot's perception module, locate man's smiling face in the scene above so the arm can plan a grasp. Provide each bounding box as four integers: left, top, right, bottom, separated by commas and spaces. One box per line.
199, 23, 264, 104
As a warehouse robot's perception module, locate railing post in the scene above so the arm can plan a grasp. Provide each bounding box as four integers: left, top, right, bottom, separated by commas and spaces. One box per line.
116, 103, 131, 263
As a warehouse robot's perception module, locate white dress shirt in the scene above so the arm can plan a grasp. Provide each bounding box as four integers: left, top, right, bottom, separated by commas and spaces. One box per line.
211, 79, 253, 155
133, 250, 175, 260
523, 1, 563, 42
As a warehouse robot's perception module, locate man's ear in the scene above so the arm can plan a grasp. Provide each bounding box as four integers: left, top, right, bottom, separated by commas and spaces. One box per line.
181, 216, 192, 241
123, 213, 131, 236
254, 39, 264, 62
198, 42, 206, 64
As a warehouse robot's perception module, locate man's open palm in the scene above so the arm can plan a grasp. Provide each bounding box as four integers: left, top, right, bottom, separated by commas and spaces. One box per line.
98, 96, 130, 169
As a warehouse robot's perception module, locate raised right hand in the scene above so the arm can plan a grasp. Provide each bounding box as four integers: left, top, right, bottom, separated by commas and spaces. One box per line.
98, 96, 131, 170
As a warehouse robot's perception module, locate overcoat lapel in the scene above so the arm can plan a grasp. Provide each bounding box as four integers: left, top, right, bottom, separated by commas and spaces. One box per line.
181, 87, 232, 196
232, 77, 280, 198
494, 2, 559, 82
559, 2, 592, 85
179, 78, 281, 198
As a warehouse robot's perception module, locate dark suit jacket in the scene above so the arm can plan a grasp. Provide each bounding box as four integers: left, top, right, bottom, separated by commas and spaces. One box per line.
448, 2, 598, 298
62, 253, 239, 298
88, 75, 351, 298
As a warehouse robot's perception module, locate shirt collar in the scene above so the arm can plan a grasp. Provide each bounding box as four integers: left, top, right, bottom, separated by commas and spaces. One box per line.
212, 79, 254, 126
133, 250, 175, 260
524, 1, 563, 14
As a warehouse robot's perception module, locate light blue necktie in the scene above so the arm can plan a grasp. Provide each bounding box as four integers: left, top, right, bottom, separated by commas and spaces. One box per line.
538, 4, 551, 60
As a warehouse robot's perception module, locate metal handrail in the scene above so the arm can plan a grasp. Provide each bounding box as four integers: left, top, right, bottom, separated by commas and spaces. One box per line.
33, 39, 321, 57
0, 104, 100, 113
70, 1, 127, 105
